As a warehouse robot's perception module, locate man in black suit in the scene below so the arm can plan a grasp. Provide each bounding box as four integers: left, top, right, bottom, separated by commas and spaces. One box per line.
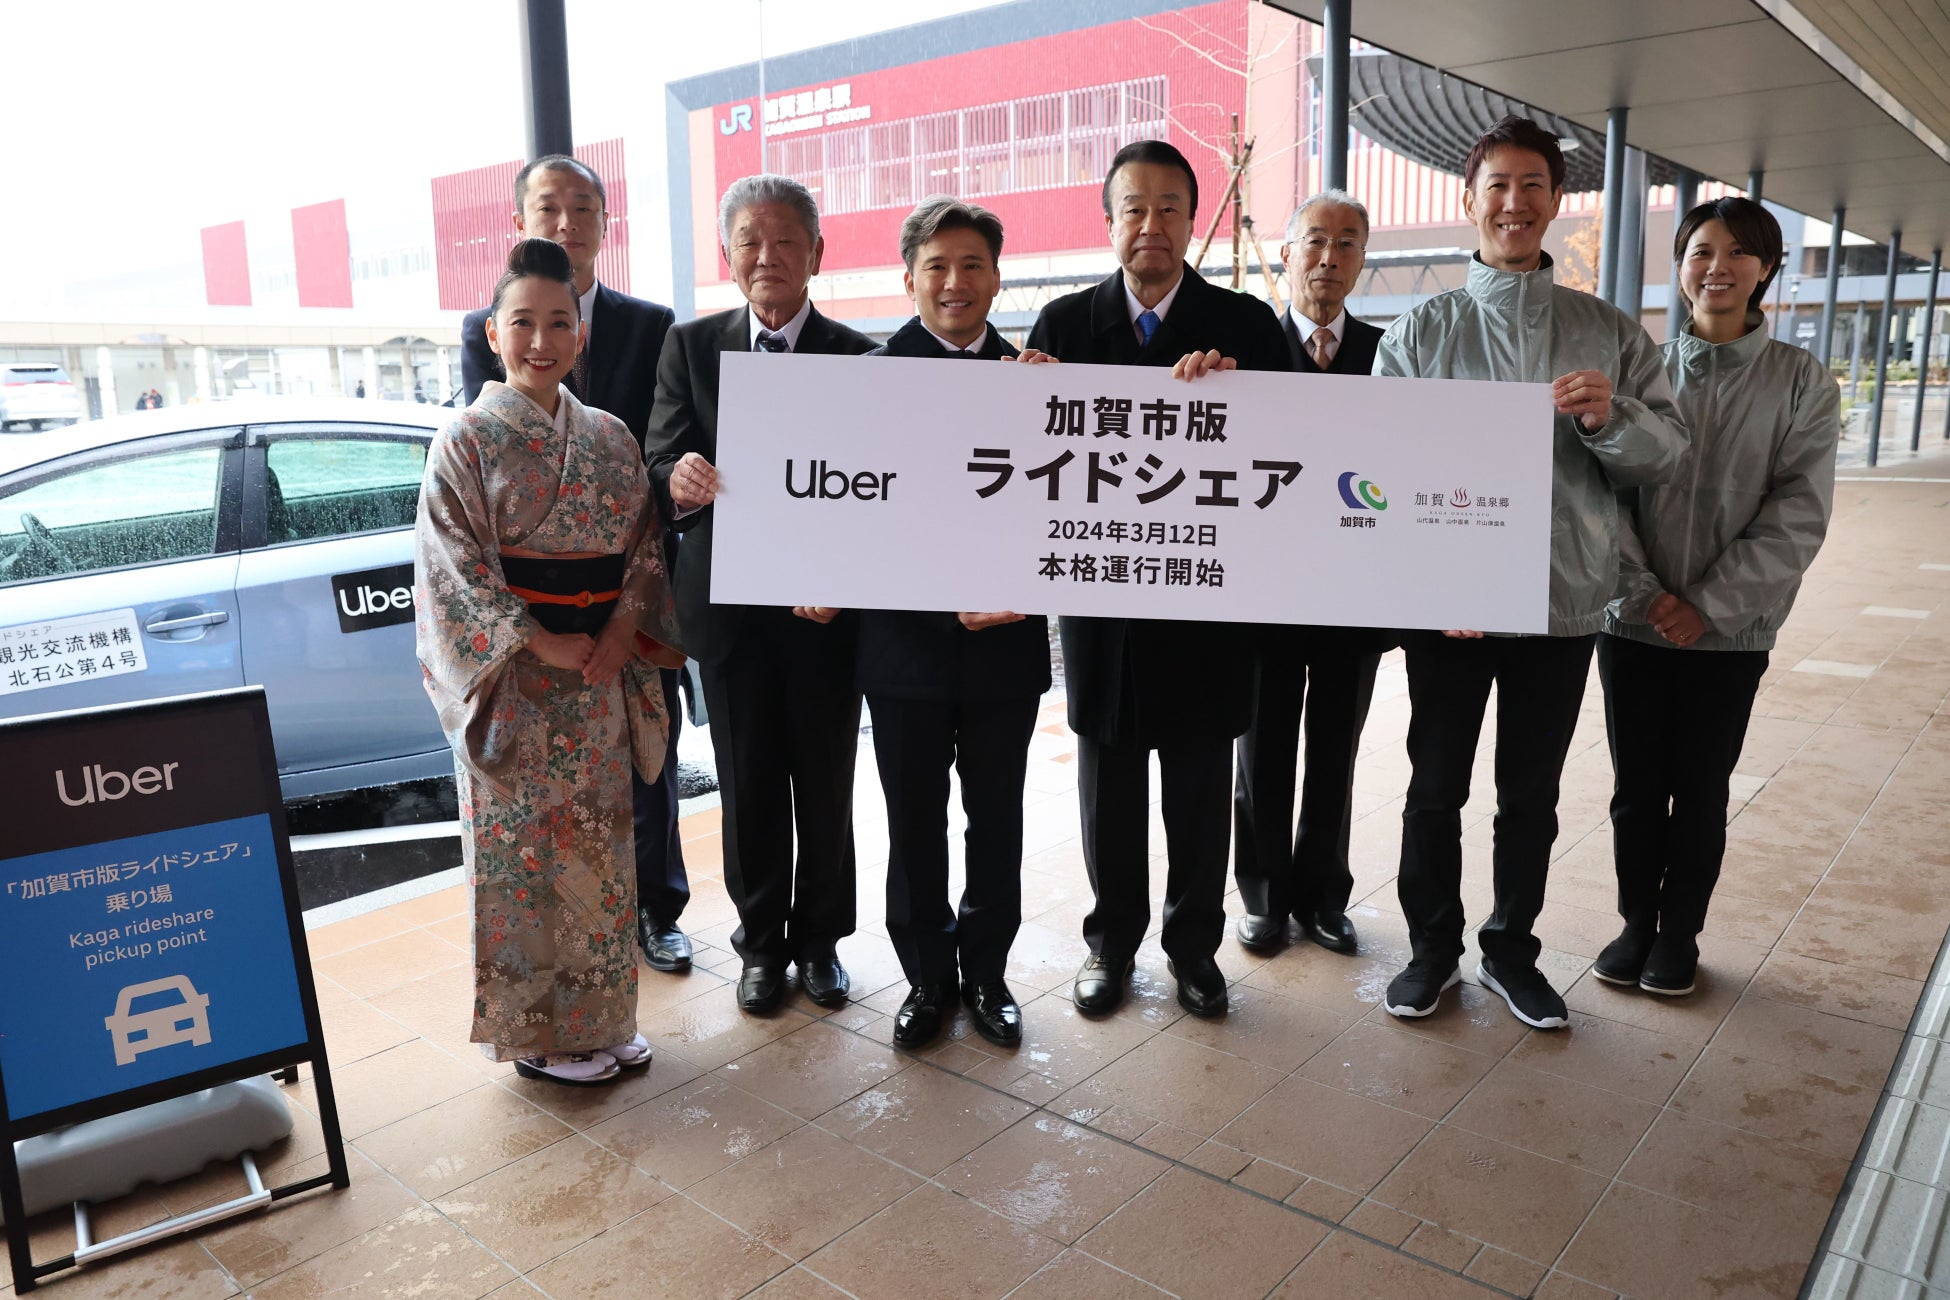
1026, 140, 1289, 1018
457, 154, 694, 978
1234, 191, 1393, 959
860, 197, 1056, 1050
643, 175, 876, 1015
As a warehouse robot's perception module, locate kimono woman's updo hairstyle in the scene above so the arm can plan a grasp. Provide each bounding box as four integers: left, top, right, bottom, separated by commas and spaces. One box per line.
490, 238, 581, 320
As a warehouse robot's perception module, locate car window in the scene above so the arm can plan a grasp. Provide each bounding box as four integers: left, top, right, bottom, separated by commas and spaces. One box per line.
0, 447, 225, 585
264, 437, 427, 544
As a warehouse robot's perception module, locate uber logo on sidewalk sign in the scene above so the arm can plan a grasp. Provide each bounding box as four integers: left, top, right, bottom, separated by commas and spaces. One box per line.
332, 563, 416, 634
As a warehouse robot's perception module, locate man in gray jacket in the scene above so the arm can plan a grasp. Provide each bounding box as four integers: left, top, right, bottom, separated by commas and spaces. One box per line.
1374, 116, 1685, 1029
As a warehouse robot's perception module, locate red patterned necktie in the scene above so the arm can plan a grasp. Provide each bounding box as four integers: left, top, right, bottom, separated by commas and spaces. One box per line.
1310, 327, 1335, 371
569, 348, 590, 398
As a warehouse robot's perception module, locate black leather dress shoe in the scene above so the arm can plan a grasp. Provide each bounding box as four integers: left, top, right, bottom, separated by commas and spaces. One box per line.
893, 985, 947, 1048
797, 956, 851, 1008
1169, 956, 1229, 1018
1300, 909, 1358, 955
640, 917, 693, 972
737, 965, 786, 1014
1236, 913, 1288, 952
960, 980, 1023, 1046
1072, 953, 1133, 1015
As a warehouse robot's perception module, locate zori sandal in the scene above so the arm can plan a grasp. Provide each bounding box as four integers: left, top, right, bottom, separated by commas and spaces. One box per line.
605, 1034, 653, 1069
514, 1051, 620, 1087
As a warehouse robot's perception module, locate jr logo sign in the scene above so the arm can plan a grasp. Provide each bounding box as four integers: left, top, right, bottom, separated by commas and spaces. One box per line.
720, 104, 754, 135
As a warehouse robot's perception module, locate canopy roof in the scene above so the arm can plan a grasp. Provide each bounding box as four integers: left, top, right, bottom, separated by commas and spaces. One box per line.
1271, 0, 1950, 247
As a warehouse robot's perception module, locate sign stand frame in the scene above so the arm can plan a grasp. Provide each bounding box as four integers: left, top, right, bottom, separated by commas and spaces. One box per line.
0, 690, 349, 1293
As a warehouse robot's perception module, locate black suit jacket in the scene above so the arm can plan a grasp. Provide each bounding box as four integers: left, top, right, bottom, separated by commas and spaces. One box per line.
855, 318, 1053, 702
1026, 265, 1289, 746
1284, 310, 1383, 377
642, 303, 877, 666
462, 282, 675, 442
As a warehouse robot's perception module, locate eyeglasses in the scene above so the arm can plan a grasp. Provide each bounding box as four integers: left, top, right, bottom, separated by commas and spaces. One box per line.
1296, 236, 1365, 254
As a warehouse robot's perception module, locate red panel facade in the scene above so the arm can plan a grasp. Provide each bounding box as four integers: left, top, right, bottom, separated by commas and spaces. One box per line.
705, 1, 1247, 274
291, 199, 353, 308
431, 140, 632, 311
200, 221, 251, 307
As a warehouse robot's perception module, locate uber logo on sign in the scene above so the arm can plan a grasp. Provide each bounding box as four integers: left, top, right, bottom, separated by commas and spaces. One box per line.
331, 563, 416, 634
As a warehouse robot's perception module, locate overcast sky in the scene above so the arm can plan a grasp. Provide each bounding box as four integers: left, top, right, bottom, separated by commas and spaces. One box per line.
5, 0, 1002, 312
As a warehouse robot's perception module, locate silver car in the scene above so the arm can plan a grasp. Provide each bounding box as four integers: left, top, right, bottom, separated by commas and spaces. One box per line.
0, 400, 451, 799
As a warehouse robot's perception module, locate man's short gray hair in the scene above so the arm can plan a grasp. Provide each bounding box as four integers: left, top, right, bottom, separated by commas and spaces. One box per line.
718, 174, 821, 248
1286, 189, 1370, 241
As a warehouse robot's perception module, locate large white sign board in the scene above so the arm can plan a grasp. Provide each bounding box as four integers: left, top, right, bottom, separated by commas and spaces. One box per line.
712, 353, 1554, 633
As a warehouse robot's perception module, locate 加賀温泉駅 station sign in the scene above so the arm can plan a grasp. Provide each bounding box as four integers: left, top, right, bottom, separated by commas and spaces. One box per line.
711, 353, 1554, 634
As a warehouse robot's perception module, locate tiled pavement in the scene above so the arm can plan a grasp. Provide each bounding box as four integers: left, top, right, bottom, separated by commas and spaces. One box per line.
10, 455, 1950, 1298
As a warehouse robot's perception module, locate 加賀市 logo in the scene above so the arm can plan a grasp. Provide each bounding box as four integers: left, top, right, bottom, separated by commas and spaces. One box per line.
1336, 472, 1388, 511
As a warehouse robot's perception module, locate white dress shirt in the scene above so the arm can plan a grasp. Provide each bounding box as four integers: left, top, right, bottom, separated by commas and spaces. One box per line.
1290, 306, 1347, 366
748, 296, 814, 351
1123, 273, 1185, 343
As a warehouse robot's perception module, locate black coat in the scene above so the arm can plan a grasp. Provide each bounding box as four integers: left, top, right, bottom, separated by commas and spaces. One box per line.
856, 318, 1053, 702
1274, 309, 1399, 656
1026, 265, 1289, 746
461, 283, 675, 442
642, 303, 877, 666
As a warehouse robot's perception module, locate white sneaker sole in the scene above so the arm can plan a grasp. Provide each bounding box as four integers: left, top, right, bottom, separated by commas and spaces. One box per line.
1383, 966, 1460, 1018
1639, 976, 1696, 997
1478, 964, 1569, 1029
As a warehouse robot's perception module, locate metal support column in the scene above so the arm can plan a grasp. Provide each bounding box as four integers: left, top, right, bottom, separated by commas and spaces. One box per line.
1321, 0, 1350, 192
1819, 206, 1845, 368
1599, 107, 1628, 305
1747, 168, 1764, 201
1616, 147, 1647, 323
1913, 248, 1941, 451
1667, 167, 1700, 337
519, 0, 573, 161
1869, 228, 1902, 466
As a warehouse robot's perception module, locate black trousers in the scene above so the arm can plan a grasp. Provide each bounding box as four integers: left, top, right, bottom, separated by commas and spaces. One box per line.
1598, 632, 1768, 939
1078, 735, 1232, 964
701, 611, 861, 967
1398, 631, 1595, 968
631, 665, 689, 926
1234, 631, 1381, 918
869, 694, 1038, 988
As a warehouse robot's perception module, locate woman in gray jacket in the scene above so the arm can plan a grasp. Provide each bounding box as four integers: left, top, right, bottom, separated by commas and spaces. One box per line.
1598, 197, 1839, 996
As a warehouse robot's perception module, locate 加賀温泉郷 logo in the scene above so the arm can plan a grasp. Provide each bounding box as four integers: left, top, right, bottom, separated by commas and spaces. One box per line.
1336, 473, 1387, 511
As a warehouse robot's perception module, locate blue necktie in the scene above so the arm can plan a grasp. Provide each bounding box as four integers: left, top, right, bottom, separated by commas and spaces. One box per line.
1136, 309, 1160, 347
756, 329, 788, 353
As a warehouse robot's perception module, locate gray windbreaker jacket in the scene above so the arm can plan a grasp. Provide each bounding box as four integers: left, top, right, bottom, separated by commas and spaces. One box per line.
1606, 312, 1839, 652
1375, 255, 1686, 636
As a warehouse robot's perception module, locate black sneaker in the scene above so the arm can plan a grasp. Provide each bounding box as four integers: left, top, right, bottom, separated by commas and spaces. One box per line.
1639, 933, 1699, 997
1593, 927, 1654, 987
1383, 958, 1460, 1018
1478, 959, 1569, 1029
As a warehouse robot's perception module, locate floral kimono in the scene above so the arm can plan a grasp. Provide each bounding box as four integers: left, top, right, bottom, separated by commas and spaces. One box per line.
415, 381, 684, 1062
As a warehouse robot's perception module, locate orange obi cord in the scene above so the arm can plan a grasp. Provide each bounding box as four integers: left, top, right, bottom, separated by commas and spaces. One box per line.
506, 585, 621, 607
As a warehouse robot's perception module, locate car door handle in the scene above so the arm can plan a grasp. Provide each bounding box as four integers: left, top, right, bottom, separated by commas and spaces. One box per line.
143, 611, 230, 634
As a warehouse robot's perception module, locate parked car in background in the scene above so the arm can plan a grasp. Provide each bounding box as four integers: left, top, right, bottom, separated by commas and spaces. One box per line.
0, 400, 452, 799
0, 363, 85, 431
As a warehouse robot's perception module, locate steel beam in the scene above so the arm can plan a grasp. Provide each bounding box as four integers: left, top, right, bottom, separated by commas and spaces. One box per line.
519, 0, 573, 162
1819, 206, 1845, 369
1599, 107, 1628, 305
1321, 0, 1350, 192
1913, 249, 1941, 452
1869, 229, 1902, 466
1667, 168, 1699, 337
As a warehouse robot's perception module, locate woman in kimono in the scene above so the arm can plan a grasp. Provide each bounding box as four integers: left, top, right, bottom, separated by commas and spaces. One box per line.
415, 238, 685, 1086
1599, 197, 1839, 996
